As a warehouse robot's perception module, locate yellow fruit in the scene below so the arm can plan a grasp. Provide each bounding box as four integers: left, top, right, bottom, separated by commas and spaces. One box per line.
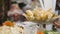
26, 10, 33, 16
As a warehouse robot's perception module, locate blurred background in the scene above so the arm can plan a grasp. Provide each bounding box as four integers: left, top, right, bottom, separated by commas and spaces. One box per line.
0, 0, 60, 25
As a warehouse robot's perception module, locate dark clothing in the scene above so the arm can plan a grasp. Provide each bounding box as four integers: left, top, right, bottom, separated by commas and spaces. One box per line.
56, 0, 60, 15
0, 18, 3, 26
56, 4, 60, 10
18, 3, 26, 9
0, 13, 7, 26
20, 15, 26, 22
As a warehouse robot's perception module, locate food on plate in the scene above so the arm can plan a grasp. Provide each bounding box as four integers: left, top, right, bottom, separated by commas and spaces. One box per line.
23, 10, 34, 20
23, 7, 60, 22
3, 21, 14, 27
37, 31, 44, 34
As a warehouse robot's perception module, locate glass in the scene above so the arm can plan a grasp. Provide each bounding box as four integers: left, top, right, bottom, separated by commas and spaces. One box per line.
23, 21, 37, 34
46, 23, 53, 31
37, 23, 45, 34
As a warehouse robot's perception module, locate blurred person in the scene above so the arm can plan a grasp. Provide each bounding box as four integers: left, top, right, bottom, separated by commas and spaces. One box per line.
56, 0, 60, 15
54, 0, 60, 28
53, 18, 60, 32
54, 19, 60, 28
7, 3, 24, 23
56, 0, 60, 10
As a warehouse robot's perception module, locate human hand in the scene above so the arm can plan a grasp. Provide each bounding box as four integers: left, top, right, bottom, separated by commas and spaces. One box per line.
54, 21, 60, 28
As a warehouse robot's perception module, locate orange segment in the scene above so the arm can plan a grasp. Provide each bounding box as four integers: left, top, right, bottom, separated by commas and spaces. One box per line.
3, 21, 14, 26
37, 31, 44, 34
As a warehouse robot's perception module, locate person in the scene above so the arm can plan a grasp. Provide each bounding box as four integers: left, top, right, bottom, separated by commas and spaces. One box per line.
56, 0, 60, 10
53, 18, 60, 32
53, 0, 60, 31
54, 0, 60, 28
56, 0, 60, 15
7, 3, 24, 22
54, 18, 60, 28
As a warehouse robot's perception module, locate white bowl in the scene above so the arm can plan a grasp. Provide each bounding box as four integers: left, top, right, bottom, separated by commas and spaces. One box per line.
46, 23, 53, 31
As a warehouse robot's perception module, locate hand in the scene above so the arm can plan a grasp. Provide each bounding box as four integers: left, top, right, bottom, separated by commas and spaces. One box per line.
54, 21, 60, 28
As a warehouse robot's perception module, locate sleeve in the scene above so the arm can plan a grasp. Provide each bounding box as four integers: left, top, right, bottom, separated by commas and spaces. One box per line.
14, 10, 24, 15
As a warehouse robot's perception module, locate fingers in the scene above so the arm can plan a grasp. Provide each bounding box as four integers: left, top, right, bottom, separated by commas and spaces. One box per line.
54, 22, 60, 28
